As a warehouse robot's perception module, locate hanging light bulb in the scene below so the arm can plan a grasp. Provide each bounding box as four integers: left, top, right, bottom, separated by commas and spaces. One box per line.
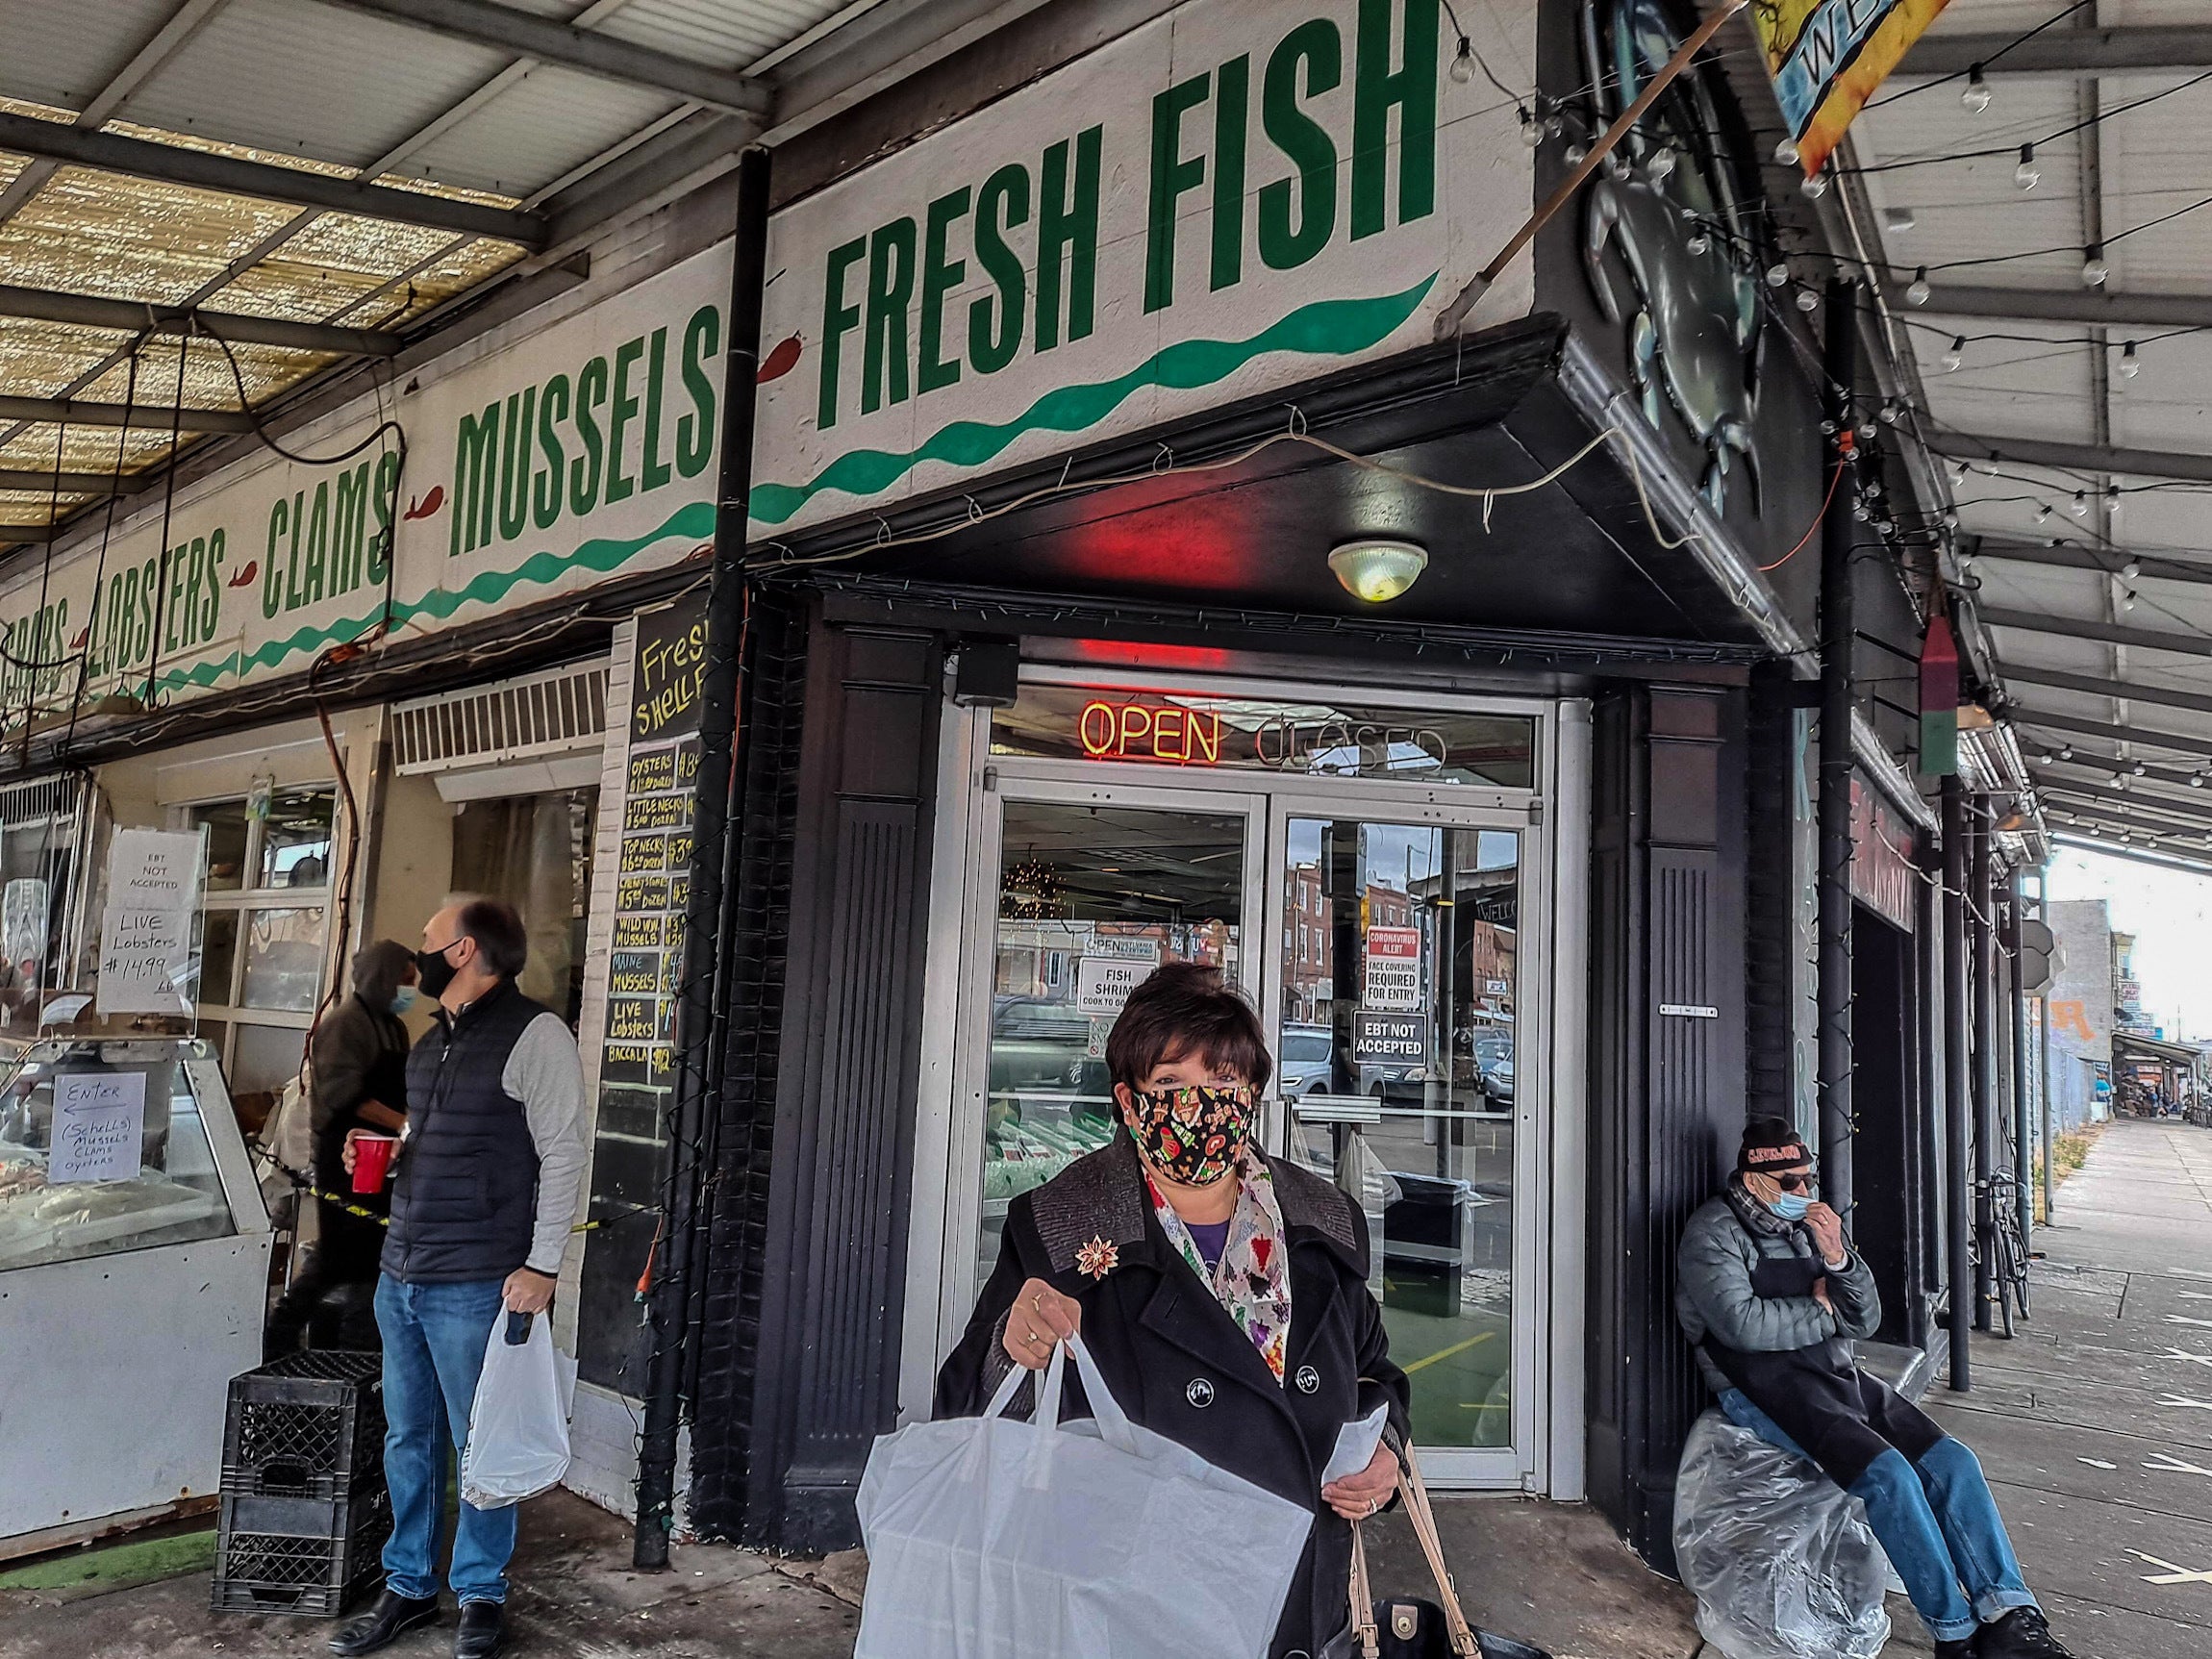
2107, 484, 2124, 518
2120, 340, 2141, 381
1565, 141, 1588, 165
2124, 560, 2142, 580
2035, 501, 2053, 523
2134, 761, 2149, 776
1950, 459, 1971, 486
1963, 64, 1992, 113
1943, 335, 1965, 373
1907, 266, 1931, 305
2058, 746, 2074, 761
1765, 261, 1791, 288
1518, 107, 1543, 147
1774, 137, 1801, 166
1801, 169, 1830, 199
1687, 229, 1711, 255
2082, 242, 2109, 286
2194, 774, 2206, 789
2071, 490, 2090, 517
2122, 589, 2139, 611
1450, 36, 1477, 84
1647, 144, 1676, 182
2015, 143, 2040, 190
1942, 509, 1961, 532
1796, 287, 1821, 313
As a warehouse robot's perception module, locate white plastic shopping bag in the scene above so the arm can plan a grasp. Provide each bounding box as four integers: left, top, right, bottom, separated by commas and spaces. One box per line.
854, 1334, 1311, 1659
460, 1310, 574, 1510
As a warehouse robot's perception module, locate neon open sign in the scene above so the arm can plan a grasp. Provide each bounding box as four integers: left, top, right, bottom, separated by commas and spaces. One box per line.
1078, 700, 1223, 766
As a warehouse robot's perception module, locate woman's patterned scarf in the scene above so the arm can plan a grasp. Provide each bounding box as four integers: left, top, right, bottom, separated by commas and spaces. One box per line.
1147, 1151, 1295, 1384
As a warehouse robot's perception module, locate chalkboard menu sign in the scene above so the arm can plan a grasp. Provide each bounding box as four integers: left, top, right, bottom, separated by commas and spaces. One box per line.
577, 596, 706, 1390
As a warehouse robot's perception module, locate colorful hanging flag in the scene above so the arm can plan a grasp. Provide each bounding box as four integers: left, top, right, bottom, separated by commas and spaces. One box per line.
1756, 0, 1952, 178
1918, 610, 1959, 776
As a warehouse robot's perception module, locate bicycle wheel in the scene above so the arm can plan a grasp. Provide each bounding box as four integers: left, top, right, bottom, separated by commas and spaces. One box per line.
1993, 1215, 2023, 1337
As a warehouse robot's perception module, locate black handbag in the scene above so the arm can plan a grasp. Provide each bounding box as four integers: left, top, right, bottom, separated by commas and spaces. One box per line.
1347, 1449, 1551, 1659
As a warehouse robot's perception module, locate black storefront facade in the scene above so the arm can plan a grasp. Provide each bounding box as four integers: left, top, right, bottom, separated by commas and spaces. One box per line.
622, 0, 2008, 1576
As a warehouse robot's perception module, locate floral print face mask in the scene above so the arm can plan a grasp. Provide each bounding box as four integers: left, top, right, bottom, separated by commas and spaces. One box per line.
1129, 1084, 1255, 1187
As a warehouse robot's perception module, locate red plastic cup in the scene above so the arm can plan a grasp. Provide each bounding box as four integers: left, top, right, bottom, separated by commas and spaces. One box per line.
351, 1133, 397, 1194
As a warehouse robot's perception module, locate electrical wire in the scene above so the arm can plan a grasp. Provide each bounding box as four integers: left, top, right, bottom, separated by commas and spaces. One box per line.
1864, 2, 2098, 111
1844, 69, 2212, 177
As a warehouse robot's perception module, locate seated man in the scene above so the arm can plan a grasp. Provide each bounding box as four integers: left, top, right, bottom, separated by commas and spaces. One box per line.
1676, 1118, 2071, 1659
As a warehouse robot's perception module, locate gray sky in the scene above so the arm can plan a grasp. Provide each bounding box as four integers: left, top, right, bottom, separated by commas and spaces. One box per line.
2047, 846, 2212, 1042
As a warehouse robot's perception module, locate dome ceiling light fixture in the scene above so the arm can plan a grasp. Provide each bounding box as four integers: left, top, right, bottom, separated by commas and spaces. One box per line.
1327, 538, 1429, 604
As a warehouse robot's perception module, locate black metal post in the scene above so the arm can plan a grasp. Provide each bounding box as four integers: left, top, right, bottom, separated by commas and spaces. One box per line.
1817, 277, 1858, 1228
2006, 868, 2033, 1255
1968, 803, 1994, 1333
633, 144, 772, 1570
1942, 776, 1973, 1390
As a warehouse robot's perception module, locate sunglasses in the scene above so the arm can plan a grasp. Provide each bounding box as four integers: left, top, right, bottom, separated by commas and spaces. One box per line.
1774, 1171, 1816, 1194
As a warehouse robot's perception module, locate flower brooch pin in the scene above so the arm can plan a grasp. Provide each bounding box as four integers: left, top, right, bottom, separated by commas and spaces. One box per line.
1075, 1235, 1119, 1280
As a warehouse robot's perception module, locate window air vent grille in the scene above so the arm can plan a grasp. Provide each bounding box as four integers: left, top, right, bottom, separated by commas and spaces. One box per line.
390, 662, 608, 775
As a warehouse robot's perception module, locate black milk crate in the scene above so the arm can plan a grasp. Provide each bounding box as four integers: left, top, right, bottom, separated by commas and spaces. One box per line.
211, 1487, 392, 1618
220, 1348, 386, 1499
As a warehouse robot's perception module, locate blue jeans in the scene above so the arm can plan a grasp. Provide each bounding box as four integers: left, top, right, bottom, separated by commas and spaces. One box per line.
1719, 1388, 2037, 1643
375, 1274, 517, 1605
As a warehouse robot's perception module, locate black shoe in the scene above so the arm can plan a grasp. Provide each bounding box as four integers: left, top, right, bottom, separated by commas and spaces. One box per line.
454, 1600, 507, 1659
1978, 1607, 2074, 1659
328, 1589, 440, 1655
1935, 1641, 1975, 1659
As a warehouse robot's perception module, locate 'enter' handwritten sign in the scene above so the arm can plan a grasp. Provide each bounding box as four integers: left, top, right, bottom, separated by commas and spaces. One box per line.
49, 1069, 147, 1184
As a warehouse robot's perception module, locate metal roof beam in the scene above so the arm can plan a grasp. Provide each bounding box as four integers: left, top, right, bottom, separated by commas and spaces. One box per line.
1904, 27, 2212, 77
312, 0, 771, 119
2051, 831, 2212, 873
1907, 284, 2212, 330
2040, 788, 2212, 833
2000, 661, 2212, 717
0, 393, 255, 432
0, 468, 148, 494
0, 283, 401, 356
2009, 705, 2212, 761
2041, 802, 2212, 848
0, 110, 544, 248
1978, 604, 2212, 659
1973, 538, 2212, 588
1929, 431, 2212, 485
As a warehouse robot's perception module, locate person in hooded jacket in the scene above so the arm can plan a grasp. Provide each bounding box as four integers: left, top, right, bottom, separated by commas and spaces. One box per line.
936, 963, 1410, 1659
264, 939, 416, 1355
1677, 1117, 2072, 1659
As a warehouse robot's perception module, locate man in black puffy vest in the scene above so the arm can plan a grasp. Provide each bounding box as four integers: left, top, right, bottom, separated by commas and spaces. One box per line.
330, 898, 587, 1659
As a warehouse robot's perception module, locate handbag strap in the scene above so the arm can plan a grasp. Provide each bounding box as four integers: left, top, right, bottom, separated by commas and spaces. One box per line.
1347, 1443, 1479, 1658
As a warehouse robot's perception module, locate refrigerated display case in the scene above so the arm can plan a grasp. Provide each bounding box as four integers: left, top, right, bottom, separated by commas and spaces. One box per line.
0, 1028, 271, 1557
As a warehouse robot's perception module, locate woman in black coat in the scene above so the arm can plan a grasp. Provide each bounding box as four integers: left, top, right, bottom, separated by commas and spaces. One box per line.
936, 964, 1411, 1659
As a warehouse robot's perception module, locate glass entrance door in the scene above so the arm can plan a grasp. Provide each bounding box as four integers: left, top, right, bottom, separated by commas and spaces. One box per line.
1275, 811, 1530, 1478
955, 783, 1264, 1299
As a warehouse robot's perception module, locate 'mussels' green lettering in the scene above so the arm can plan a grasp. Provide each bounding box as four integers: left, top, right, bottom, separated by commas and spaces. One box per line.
453, 402, 501, 557
677, 306, 717, 478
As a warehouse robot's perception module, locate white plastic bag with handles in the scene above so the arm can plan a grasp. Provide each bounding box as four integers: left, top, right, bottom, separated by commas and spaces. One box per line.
460, 1310, 574, 1510
854, 1334, 1311, 1659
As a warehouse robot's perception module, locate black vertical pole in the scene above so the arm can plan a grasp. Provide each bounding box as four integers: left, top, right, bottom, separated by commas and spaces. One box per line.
1969, 804, 1995, 1333
634, 144, 773, 1570
1817, 279, 1858, 1229
1942, 776, 1973, 1390
2007, 868, 2033, 1253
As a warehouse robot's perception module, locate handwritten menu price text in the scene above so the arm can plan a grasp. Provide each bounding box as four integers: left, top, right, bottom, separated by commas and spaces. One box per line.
98, 828, 204, 1015
49, 1070, 148, 1183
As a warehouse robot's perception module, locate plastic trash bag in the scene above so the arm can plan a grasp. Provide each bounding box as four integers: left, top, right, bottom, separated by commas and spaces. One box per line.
460, 1310, 573, 1510
854, 1333, 1311, 1659
1672, 1409, 1892, 1659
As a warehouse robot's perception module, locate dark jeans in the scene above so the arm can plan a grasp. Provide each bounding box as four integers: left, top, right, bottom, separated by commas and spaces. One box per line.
1720, 1388, 2037, 1643
375, 1274, 517, 1605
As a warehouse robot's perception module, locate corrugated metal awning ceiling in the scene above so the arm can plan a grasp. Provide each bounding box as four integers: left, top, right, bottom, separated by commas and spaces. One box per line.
1851, 1, 2212, 873
0, 0, 896, 550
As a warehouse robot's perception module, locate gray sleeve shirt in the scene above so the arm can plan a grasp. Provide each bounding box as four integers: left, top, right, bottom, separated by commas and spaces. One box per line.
501, 1011, 591, 1275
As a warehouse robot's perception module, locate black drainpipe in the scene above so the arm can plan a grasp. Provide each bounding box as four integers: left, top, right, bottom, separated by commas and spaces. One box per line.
1816, 278, 1858, 1226
2007, 868, 2034, 1255
1942, 774, 1973, 1390
634, 142, 773, 1570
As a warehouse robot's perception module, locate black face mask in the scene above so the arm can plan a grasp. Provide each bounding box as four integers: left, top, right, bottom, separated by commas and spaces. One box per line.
415, 942, 462, 1000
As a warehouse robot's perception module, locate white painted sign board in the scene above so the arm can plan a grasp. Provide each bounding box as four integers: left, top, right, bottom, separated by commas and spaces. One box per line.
48, 1070, 147, 1184
97, 829, 204, 1015
1077, 955, 1155, 1017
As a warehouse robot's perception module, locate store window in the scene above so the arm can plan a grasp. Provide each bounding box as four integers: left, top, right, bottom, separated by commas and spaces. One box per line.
450, 788, 597, 1027
178, 786, 337, 1097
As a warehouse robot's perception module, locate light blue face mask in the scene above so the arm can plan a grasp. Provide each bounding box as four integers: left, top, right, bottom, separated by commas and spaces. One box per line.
1770, 1191, 1811, 1221
390, 985, 420, 1016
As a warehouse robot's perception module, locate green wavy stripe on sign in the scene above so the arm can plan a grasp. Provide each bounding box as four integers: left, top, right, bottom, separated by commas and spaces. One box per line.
749, 274, 1439, 527
155, 498, 715, 692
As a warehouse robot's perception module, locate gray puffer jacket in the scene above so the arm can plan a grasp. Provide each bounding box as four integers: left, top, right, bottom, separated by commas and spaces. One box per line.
1675, 1193, 1881, 1395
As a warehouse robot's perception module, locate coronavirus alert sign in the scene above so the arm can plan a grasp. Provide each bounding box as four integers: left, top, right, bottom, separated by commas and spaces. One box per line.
1363, 926, 1422, 1012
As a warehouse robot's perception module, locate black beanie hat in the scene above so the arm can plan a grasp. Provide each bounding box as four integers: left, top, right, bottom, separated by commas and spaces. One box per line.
1738, 1116, 1813, 1175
